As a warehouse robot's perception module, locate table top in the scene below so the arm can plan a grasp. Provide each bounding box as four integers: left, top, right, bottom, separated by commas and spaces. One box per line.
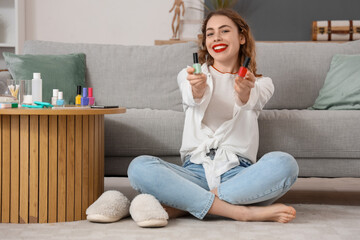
0, 107, 126, 115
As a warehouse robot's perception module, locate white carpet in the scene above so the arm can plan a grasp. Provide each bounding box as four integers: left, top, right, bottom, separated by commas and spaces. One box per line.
0, 177, 359, 240
1, 204, 359, 240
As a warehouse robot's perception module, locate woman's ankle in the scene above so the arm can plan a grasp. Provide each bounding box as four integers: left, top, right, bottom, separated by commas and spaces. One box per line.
233, 206, 251, 221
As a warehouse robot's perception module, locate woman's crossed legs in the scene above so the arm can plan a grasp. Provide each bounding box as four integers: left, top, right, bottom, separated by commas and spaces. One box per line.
127, 151, 299, 223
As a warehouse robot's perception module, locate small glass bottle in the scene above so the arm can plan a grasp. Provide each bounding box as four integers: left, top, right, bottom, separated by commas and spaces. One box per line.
238, 56, 251, 77
81, 88, 89, 106
75, 85, 82, 106
193, 53, 202, 74
88, 87, 95, 106
51, 89, 59, 105
56, 91, 64, 106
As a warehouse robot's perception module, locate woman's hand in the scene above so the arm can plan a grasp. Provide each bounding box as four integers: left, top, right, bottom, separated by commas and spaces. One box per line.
187, 67, 207, 99
234, 71, 256, 104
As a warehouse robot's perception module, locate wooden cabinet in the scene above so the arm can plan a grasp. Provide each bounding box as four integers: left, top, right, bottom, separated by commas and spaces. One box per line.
0, 107, 126, 223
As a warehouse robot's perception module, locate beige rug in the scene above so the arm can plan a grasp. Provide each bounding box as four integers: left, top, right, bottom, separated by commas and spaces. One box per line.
0, 177, 359, 240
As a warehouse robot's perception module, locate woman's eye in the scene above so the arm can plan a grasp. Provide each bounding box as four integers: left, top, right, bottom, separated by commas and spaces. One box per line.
222, 30, 230, 33
206, 33, 214, 37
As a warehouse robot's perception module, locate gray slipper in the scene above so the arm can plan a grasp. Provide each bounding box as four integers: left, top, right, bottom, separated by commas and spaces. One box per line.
86, 190, 130, 223
130, 194, 169, 228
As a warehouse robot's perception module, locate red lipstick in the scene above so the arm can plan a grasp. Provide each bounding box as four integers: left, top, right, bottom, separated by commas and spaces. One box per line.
212, 44, 228, 53
238, 56, 251, 77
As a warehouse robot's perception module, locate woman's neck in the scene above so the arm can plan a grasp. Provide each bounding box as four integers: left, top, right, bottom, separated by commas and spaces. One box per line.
213, 59, 240, 74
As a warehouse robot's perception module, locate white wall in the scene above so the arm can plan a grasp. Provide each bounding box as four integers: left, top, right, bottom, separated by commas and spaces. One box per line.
25, 0, 203, 46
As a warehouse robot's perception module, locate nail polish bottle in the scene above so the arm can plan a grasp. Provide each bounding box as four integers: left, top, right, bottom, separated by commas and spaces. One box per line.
193, 52, 202, 74
88, 87, 95, 106
238, 56, 251, 77
81, 87, 89, 106
75, 85, 82, 106
51, 89, 59, 105
56, 91, 65, 106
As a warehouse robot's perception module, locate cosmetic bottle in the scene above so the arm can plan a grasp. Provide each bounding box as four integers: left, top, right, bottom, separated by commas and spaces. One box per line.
193, 53, 202, 74
51, 89, 59, 105
81, 87, 89, 106
32, 73, 42, 103
88, 87, 95, 106
56, 91, 64, 106
75, 86, 82, 106
238, 56, 251, 77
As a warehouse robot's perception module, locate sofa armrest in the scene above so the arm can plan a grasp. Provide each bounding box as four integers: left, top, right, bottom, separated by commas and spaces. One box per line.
0, 71, 11, 80
0, 71, 12, 94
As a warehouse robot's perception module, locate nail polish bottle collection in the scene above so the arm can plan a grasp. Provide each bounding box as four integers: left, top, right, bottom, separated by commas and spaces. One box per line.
53, 85, 95, 107
76, 86, 95, 106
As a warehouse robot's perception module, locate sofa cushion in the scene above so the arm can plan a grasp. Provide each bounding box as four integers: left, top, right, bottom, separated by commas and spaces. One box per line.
23, 40, 198, 111
3, 52, 85, 104
295, 158, 360, 177
310, 54, 360, 110
106, 108, 360, 164
256, 40, 360, 110
258, 110, 360, 159
104, 108, 184, 157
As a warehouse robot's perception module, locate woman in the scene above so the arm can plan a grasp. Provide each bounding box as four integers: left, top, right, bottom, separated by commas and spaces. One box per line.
87, 9, 299, 228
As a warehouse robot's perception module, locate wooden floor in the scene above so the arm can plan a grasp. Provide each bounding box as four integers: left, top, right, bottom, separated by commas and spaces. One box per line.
277, 177, 360, 206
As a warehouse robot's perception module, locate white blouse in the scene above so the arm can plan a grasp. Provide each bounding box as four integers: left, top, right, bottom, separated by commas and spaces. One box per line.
202, 66, 236, 132
177, 64, 274, 190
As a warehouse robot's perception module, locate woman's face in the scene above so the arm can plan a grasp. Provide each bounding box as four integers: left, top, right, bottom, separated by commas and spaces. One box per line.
205, 15, 245, 65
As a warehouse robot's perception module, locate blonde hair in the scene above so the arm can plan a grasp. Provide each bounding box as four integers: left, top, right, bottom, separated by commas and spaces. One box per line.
198, 9, 261, 77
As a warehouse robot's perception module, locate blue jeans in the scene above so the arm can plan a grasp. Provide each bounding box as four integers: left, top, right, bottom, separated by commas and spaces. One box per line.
127, 151, 299, 219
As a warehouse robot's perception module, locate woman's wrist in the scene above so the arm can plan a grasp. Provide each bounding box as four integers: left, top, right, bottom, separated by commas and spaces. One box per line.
238, 91, 250, 104
192, 88, 205, 99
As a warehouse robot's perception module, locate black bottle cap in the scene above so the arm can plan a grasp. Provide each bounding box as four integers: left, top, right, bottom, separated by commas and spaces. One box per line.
193, 52, 199, 64
243, 56, 251, 68
77, 85, 82, 95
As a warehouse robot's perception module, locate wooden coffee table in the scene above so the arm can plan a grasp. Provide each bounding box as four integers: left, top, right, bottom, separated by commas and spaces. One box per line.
0, 107, 126, 223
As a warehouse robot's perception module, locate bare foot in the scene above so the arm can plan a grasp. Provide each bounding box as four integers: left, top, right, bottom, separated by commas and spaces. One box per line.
241, 203, 296, 223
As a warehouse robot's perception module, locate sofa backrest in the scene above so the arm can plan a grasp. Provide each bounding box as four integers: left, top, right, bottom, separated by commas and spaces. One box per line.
24, 40, 360, 110
23, 40, 198, 111
256, 40, 360, 109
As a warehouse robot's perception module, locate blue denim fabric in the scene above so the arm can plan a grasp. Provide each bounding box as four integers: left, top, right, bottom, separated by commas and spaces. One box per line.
127, 151, 299, 219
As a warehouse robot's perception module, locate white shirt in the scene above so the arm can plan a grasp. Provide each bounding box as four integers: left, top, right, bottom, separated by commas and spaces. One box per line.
202, 66, 237, 132
177, 64, 274, 190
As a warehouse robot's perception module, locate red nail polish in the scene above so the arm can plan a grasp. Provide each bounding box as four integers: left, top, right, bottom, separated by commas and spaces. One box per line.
238, 56, 251, 77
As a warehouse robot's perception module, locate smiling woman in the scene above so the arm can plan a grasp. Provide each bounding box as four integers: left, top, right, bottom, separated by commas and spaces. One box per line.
199, 9, 260, 77
125, 8, 299, 227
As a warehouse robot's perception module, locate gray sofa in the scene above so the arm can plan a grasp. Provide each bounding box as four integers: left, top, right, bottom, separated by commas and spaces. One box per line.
2, 40, 360, 178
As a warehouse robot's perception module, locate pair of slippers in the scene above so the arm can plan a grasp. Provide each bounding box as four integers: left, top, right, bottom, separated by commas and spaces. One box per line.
86, 191, 169, 227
